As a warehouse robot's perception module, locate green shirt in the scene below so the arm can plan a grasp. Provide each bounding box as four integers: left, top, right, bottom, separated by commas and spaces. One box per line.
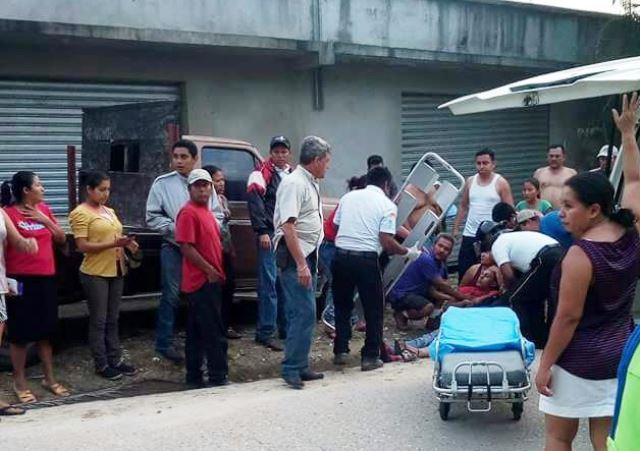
515, 199, 553, 213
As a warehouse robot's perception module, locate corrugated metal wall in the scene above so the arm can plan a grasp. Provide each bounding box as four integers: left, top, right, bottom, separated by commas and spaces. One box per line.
401, 92, 549, 193
401, 92, 549, 269
0, 80, 180, 215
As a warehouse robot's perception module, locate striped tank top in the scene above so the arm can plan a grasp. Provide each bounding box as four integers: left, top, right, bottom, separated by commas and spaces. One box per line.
552, 228, 640, 380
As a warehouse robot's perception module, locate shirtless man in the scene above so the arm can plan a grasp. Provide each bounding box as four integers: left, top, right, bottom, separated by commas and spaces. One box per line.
533, 145, 577, 209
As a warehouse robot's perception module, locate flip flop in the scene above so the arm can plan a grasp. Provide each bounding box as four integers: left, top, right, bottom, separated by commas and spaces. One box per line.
13, 385, 37, 404
0, 404, 26, 416
41, 381, 70, 397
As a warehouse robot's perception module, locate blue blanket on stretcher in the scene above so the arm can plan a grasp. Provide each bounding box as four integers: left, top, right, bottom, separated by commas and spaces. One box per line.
429, 307, 535, 367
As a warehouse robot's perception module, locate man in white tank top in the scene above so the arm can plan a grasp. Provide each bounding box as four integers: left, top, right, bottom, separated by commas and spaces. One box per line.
452, 148, 513, 278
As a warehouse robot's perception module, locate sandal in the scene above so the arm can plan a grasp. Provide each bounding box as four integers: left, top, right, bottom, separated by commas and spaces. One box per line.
394, 339, 407, 355
41, 381, 70, 397
13, 385, 37, 404
0, 404, 26, 416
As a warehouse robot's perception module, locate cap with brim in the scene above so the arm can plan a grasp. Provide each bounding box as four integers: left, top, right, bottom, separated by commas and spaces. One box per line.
516, 209, 540, 224
270, 135, 290, 150
187, 168, 213, 185
596, 145, 619, 159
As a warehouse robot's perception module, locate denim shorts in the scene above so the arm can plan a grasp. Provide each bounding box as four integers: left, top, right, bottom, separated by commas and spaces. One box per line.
0, 294, 6, 322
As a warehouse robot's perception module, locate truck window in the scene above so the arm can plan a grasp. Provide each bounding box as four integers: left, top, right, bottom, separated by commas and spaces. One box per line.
201, 147, 259, 201
110, 140, 140, 173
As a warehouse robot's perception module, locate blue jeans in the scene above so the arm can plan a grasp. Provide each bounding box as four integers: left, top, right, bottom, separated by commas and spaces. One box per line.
406, 330, 439, 350
318, 241, 336, 309
256, 239, 287, 341
156, 243, 182, 353
280, 255, 318, 379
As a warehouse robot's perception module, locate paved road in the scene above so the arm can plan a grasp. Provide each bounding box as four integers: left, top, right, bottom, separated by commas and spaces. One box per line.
3, 360, 594, 451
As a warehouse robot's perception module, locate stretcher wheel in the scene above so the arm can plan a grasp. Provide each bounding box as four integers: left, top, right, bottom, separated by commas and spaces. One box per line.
512, 402, 523, 421
439, 401, 450, 421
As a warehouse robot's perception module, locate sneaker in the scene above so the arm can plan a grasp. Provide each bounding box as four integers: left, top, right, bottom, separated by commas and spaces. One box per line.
361, 357, 384, 372
113, 362, 137, 376
96, 366, 123, 381
158, 347, 184, 364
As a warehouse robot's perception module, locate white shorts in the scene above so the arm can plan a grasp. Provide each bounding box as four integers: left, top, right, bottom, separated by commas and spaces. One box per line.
538, 365, 617, 418
0, 294, 6, 322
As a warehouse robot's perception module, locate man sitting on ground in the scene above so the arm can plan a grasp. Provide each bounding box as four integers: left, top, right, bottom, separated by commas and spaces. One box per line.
389, 233, 470, 330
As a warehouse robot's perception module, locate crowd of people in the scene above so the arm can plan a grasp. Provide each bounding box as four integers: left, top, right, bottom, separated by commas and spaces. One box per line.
0, 91, 638, 451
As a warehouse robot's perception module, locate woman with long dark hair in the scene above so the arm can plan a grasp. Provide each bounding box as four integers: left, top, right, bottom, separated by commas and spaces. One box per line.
68, 171, 138, 380
537, 93, 640, 451
1, 171, 67, 403
0, 203, 37, 414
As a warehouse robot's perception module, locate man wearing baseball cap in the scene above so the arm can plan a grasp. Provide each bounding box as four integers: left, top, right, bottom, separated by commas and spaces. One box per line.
176, 169, 228, 387
247, 136, 293, 351
517, 209, 573, 249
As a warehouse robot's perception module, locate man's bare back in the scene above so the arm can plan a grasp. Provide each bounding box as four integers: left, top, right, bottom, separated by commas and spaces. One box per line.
533, 166, 577, 208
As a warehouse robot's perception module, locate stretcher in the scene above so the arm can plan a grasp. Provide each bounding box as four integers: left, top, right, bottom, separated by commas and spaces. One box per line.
429, 307, 534, 421
382, 152, 465, 296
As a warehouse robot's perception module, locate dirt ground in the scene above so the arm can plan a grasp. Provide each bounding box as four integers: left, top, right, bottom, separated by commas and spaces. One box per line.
0, 301, 430, 405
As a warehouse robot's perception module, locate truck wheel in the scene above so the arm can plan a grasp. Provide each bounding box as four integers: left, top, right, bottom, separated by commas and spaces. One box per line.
512, 402, 523, 421
0, 340, 39, 372
439, 401, 451, 421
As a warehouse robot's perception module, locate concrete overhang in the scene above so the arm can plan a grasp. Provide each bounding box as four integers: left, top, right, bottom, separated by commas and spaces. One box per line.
0, 17, 582, 72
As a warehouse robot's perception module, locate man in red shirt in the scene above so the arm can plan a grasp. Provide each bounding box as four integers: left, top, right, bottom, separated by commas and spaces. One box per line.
175, 169, 228, 387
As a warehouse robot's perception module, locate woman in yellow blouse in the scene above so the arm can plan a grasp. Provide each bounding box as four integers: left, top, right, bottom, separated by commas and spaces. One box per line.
69, 171, 139, 380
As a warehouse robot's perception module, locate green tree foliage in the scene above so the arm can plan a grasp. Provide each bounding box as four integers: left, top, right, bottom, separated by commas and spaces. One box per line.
597, 1, 640, 60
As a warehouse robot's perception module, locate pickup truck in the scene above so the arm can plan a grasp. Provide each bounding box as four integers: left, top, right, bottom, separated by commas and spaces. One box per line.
60, 100, 336, 303
0, 101, 336, 369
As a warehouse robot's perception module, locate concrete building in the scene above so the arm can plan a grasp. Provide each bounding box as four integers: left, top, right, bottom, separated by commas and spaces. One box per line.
0, 0, 613, 213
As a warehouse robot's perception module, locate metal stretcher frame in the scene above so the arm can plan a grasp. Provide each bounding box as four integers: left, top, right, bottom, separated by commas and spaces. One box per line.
383, 152, 465, 296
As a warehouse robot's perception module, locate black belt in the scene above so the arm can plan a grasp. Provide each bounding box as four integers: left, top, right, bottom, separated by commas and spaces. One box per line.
336, 248, 378, 259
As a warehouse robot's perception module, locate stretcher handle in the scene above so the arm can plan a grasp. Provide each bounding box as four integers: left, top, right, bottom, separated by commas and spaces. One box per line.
423, 152, 466, 192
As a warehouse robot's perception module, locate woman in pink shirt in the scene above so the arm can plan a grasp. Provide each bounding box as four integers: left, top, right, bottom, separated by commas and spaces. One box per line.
1, 171, 68, 403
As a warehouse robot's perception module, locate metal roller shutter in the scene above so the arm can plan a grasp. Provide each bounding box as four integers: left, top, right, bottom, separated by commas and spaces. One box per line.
401, 92, 549, 268
0, 80, 180, 215
402, 92, 549, 204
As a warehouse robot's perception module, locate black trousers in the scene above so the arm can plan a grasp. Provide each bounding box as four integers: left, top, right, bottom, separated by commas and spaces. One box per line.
504, 245, 564, 349
185, 282, 228, 384
457, 236, 479, 279
332, 250, 384, 359
221, 251, 236, 330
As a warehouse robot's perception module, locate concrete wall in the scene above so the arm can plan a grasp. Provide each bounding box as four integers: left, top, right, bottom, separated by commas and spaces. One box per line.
0, 41, 584, 197
0, 0, 608, 68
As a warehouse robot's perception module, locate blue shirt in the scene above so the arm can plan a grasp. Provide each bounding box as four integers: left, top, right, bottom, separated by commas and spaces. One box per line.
390, 249, 447, 301
540, 211, 573, 249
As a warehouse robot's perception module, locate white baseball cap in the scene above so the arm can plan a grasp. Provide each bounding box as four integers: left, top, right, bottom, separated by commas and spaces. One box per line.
596, 145, 618, 159
187, 168, 213, 185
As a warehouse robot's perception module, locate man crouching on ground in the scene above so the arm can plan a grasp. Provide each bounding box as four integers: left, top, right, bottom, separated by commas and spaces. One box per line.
176, 169, 229, 388
389, 234, 471, 330
273, 136, 331, 390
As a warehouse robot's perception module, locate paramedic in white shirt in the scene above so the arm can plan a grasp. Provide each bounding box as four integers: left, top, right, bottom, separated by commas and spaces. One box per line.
331, 166, 420, 372
480, 226, 562, 348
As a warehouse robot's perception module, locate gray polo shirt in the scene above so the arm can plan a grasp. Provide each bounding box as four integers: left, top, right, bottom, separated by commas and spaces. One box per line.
273, 165, 323, 258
